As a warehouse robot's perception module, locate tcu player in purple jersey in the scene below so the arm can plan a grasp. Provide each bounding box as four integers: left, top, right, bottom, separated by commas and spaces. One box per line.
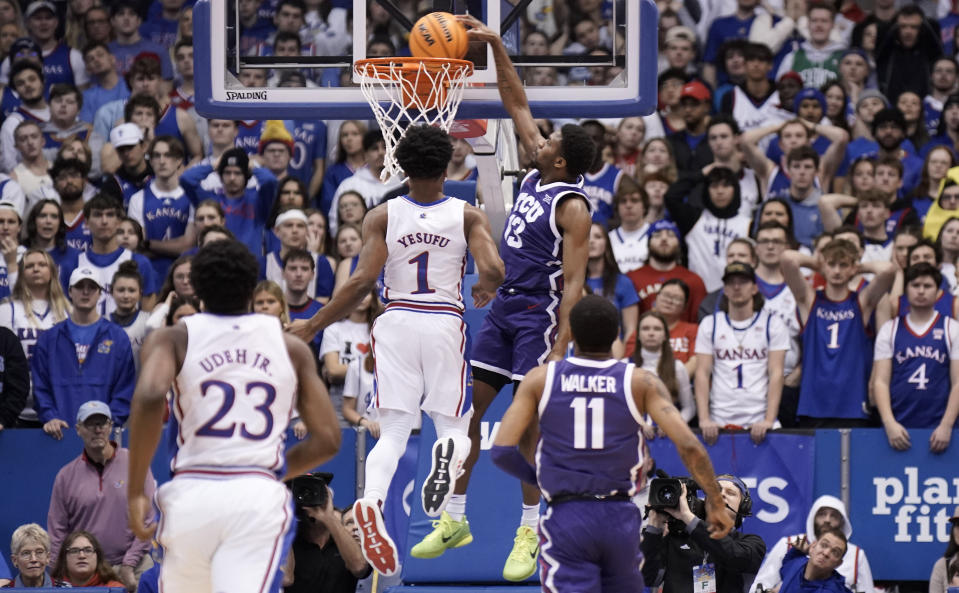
491, 295, 734, 593
420, 15, 596, 580
289, 125, 504, 577
126, 240, 340, 593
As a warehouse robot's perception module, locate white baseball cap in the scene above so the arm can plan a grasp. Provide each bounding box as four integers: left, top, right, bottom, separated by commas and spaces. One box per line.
76, 400, 112, 423
110, 123, 144, 148
69, 266, 102, 289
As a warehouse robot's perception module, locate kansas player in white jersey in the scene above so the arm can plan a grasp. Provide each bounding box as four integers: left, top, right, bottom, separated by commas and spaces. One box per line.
289, 125, 505, 577
695, 263, 788, 445
490, 295, 734, 593
127, 240, 340, 593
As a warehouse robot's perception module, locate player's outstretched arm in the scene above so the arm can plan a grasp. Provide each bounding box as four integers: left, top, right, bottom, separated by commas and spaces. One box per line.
283, 334, 341, 478
490, 365, 547, 485
637, 368, 733, 539
127, 326, 183, 540
549, 197, 591, 360
457, 14, 544, 158
287, 206, 388, 342
464, 204, 504, 307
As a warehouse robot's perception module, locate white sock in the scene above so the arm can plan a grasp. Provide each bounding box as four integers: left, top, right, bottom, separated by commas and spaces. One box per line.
363, 409, 416, 502
446, 494, 467, 521
521, 504, 539, 528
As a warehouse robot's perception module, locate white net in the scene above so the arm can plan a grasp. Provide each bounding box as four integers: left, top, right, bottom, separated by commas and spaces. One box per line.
354, 58, 473, 181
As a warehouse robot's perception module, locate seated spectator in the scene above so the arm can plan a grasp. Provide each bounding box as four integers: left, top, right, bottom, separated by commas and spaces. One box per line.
265, 177, 310, 253
641, 138, 679, 181
8, 523, 54, 587
51, 530, 125, 588
702, 115, 760, 219
202, 118, 240, 166
23, 200, 79, 291
613, 116, 645, 178
82, 6, 112, 46
924, 169, 959, 240
875, 5, 942, 101
79, 42, 129, 124
341, 338, 379, 438
657, 68, 689, 136
48, 400, 155, 590
668, 81, 713, 175
625, 276, 699, 374
608, 176, 649, 273
632, 310, 695, 423
586, 223, 639, 346
117, 216, 145, 253
253, 279, 289, 324
32, 267, 136, 438
642, 169, 671, 225
701, 0, 762, 89
180, 147, 278, 256
258, 120, 294, 181
580, 119, 623, 226
108, 0, 173, 78
12, 2, 89, 92
909, 146, 955, 224
874, 263, 959, 452
821, 81, 850, 132
752, 496, 874, 593
334, 222, 362, 262
320, 289, 375, 428
305, 208, 334, 258
695, 262, 787, 444
775, 2, 845, 87
929, 506, 959, 593
46, 157, 92, 252
165, 293, 199, 325
777, 529, 851, 593
898, 91, 930, 150
127, 54, 202, 162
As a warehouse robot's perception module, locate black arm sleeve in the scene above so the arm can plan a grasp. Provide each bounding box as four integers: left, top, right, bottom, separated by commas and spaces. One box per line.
664, 171, 706, 236
0, 327, 29, 427
687, 523, 767, 573
640, 528, 666, 586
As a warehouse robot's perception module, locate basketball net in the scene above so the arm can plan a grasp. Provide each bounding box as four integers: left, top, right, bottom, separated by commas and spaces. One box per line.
355, 57, 474, 181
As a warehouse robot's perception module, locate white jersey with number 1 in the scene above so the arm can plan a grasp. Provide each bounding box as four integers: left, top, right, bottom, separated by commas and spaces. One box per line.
382, 196, 468, 308
695, 311, 789, 426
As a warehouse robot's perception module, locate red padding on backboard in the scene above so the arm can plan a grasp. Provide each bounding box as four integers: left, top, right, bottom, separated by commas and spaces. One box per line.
450, 119, 487, 139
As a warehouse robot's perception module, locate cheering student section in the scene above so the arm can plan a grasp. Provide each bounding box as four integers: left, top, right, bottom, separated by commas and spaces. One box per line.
0, 1, 958, 592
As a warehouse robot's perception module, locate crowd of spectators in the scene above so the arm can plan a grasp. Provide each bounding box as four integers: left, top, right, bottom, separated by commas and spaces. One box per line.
0, 0, 957, 590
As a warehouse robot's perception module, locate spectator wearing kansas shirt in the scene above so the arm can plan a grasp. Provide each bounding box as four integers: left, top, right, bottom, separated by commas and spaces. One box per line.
0, 1, 88, 93
180, 147, 277, 256
580, 119, 623, 227
128, 135, 194, 279
76, 193, 159, 312
31, 266, 135, 440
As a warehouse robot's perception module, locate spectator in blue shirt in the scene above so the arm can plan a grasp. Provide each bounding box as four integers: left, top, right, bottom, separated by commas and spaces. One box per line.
32, 265, 135, 439
586, 223, 640, 344
778, 529, 853, 593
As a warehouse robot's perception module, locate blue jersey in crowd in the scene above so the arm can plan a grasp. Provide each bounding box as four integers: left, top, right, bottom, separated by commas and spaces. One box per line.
888, 314, 956, 428
799, 290, 871, 419
582, 162, 623, 227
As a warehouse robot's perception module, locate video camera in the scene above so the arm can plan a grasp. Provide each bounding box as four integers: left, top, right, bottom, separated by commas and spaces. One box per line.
647, 471, 707, 523
289, 472, 334, 508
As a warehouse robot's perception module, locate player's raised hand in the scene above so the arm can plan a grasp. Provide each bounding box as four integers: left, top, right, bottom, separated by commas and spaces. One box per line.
705, 495, 734, 539
285, 318, 318, 343
456, 14, 498, 44
128, 494, 157, 541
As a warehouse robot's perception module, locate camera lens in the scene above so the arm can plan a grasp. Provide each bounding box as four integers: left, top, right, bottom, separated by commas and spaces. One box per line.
660, 485, 678, 502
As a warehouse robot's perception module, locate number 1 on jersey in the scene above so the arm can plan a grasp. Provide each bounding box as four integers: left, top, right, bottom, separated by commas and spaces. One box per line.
570, 397, 605, 449
408, 251, 435, 294
826, 322, 840, 349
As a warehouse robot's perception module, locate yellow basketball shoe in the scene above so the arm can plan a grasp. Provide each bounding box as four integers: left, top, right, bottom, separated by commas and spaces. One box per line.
410, 511, 473, 559
502, 525, 539, 582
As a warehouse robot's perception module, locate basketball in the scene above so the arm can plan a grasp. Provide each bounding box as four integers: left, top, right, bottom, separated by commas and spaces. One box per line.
409, 12, 468, 59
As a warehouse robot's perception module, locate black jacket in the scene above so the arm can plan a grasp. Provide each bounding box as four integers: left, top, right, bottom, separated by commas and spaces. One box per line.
664, 169, 744, 237
668, 130, 715, 178
0, 326, 29, 427
641, 517, 767, 593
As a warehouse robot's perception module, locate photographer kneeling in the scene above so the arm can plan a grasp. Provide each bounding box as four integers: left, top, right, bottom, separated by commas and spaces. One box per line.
641, 474, 766, 593
285, 473, 371, 593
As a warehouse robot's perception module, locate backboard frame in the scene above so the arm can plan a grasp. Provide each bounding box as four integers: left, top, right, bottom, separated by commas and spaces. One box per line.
193, 0, 659, 120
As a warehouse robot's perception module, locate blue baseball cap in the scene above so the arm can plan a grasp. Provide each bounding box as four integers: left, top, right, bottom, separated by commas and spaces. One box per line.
647, 219, 682, 241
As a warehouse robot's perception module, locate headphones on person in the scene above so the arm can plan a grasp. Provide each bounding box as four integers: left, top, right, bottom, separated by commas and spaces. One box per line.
717, 474, 753, 528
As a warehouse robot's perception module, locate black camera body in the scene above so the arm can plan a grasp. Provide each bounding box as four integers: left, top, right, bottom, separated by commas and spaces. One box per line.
648, 477, 707, 521
289, 472, 333, 508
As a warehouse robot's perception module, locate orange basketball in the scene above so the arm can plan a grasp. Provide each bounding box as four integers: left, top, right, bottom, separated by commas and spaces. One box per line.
409, 12, 468, 59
